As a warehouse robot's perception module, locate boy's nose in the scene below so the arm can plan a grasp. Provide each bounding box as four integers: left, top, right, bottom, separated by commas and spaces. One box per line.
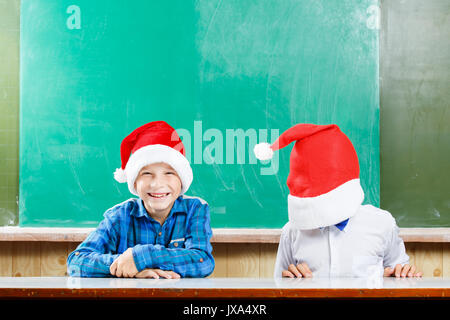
150, 177, 164, 188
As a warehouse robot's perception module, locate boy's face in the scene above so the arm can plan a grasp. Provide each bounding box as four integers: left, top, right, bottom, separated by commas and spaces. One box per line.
134, 162, 182, 220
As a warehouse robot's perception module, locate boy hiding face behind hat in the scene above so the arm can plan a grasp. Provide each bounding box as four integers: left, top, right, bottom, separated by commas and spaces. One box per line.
67, 121, 214, 278
254, 124, 422, 279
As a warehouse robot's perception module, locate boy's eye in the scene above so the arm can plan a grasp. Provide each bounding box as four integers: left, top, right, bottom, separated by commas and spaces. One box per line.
165, 171, 175, 175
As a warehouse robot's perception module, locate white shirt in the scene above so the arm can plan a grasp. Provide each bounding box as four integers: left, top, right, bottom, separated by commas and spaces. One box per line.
274, 205, 409, 277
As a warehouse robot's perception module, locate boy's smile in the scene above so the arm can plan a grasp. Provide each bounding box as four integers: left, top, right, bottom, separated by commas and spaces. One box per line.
148, 192, 170, 199
134, 162, 182, 224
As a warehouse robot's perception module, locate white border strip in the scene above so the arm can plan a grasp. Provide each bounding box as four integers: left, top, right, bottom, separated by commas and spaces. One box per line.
0, 227, 448, 243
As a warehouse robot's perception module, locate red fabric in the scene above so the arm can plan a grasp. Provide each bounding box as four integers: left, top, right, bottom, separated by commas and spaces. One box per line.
272, 124, 359, 198
119, 121, 185, 169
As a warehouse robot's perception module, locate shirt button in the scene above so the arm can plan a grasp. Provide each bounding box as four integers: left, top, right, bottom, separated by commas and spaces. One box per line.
174, 242, 178, 247
158, 232, 162, 236
199, 258, 203, 263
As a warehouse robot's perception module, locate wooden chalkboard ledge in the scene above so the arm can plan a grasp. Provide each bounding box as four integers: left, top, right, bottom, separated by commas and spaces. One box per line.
0, 227, 449, 243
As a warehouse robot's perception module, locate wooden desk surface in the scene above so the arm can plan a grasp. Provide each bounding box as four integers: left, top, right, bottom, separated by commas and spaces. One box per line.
0, 277, 449, 299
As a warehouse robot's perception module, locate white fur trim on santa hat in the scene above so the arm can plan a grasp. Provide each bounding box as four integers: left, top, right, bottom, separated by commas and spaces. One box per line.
124, 144, 193, 196
288, 179, 364, 230
253, 142, 274, 160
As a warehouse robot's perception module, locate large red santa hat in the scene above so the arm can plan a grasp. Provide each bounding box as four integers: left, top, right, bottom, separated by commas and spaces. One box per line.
114, 121, 193, 196
254, 123, 364, 229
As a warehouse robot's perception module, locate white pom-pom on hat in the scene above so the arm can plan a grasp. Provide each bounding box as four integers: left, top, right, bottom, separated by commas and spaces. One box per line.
114, 168, 127, 183
253, 142, 274, 160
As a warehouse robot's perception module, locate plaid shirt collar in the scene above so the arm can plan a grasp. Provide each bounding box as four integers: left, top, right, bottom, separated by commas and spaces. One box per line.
131, 196, 187, 219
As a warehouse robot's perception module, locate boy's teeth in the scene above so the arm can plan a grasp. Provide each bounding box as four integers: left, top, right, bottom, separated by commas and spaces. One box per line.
150, 193, 168, 198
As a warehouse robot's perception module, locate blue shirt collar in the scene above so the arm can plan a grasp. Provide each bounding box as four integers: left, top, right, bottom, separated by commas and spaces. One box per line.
334, 218, 349, 231
133, 196, 186, 218
319, 218, 349, 231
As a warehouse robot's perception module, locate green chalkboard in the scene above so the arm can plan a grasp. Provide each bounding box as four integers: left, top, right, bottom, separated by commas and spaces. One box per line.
20, 0, 380, 227
380, 0, 450, 227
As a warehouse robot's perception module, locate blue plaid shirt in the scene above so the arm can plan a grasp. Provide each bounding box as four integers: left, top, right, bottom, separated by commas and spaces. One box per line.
67, 195, 214, 278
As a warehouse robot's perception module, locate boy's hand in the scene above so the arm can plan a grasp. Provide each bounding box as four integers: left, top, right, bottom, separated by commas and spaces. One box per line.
110, 248, 139, 278
135, 269, 181, 279
383, 264, 423, 278
282, 263, 313, 278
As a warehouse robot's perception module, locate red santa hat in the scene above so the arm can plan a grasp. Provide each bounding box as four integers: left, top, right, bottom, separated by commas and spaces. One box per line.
254, 124, 364, 229
114, 121, 193, 196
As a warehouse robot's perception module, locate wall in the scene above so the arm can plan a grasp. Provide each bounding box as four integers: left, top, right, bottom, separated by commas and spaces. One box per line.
0, 242, 448, 278
0, 0, 20, 226
380, 0, 450, 227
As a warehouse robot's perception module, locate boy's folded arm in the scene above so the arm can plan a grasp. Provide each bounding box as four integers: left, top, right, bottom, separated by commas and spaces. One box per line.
273, 225, 296, 277
67, 247, 120, 277
132, 244, 214, 278
67, 210, 121, 277
383, 219, 409, 269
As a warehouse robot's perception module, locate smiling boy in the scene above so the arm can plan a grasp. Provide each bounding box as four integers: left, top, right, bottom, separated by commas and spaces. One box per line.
67, 121, 214, 278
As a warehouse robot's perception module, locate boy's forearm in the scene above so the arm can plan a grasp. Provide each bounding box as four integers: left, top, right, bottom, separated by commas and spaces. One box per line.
67, 250, 120, 277
132, 244, 214, 278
